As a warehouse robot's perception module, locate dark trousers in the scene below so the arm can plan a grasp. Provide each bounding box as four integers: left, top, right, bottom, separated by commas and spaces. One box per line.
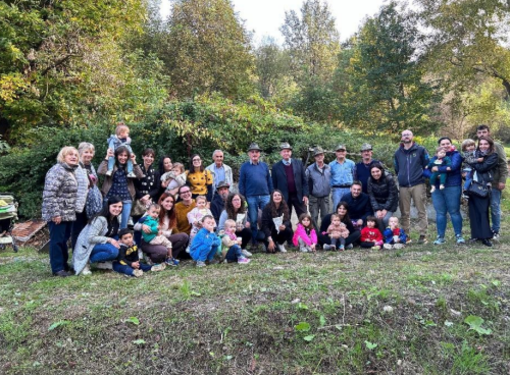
236, 227, 252, 249
318, 230, 361, 247
225, 244, 242, 262
71, 211, 87, 250
48, 221, 73, 273
330, 237, 346, 249
265, 227, 293, 247
287, 193, 307, 218
112, 261, 152, 276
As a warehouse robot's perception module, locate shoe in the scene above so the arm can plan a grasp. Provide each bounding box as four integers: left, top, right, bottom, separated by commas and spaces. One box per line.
492, 232, 500, 242
209, 259, 220, 265
299, 246, 309, 253
393, 243, 404, 249
127, 172, 137, 178
338, 245, 345, 251
322, 244, 332, 250
196, 261, 206, 267
95, 261, 113, 270
53, 270, 71, 277
430, 186, 436, 193
433, 237, 446, 245
81, 265, 92, 276
165, 257, 179, 267
439, 184, 445, 190
371, 246, 381, 250
417, 235, 428, 245
132, 269, 144, 277
456, 235, 466, 245
105, 170, 112, 177
237, 257, 251, 264
383, 244, 393, 250
277, 244, 287, 253
151, 263, 166, 272
346, 244, 353, 250
482, 239, 493, 247
185, 246, 190, 254
241, 249, 253, 258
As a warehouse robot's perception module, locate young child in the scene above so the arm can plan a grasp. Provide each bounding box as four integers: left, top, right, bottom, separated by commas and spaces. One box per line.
161, 163, 187, 192
112, 229, 165, 277
360, 216, 384, 250
221, 219, 251, 264
426, 146, 452, 192
383, 217, 408, 250
190, 215, 221, 267
324, 214, 349, 251
106, 123, 135, 178
292, 213, 317, 253
187, 195, 214, 241
142, 204, 180, 266
461, 139, 477, 199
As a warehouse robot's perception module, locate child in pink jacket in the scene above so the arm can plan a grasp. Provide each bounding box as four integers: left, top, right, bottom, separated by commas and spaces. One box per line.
292, 213, 317, 253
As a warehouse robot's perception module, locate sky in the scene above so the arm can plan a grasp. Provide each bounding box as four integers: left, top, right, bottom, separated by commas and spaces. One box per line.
160, 0, 387, 45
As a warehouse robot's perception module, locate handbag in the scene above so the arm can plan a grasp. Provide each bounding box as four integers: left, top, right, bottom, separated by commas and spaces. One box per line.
85, 185, 103, 218
467, 179, 489, 198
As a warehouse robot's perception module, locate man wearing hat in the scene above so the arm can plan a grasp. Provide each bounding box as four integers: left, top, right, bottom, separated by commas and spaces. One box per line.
271, 142, 309, 218
239, 143, 273, 244
306, 146, 331, 228
355, 143, 380, 194
210, 180, 231, 223
329, 144, 356, 211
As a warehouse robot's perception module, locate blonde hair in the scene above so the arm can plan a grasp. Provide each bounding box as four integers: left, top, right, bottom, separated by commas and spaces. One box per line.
172, 162, 185, 173
224, 219, 236, 228
56, 146, 78, 163
115, 122, 129, 136
461, 139, 476, 152
78, 142, 95, 156
196, 195, 207, 203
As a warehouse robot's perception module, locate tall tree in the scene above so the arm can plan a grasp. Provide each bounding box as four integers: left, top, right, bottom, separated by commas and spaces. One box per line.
280, 0, 340, 85
254, 37, 291, 98
163, 0, 255, 98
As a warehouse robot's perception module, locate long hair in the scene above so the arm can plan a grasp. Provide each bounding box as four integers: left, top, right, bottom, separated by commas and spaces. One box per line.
158, 155, 172, 175
225, 193, 246, 219
477, 136, 495, 154
158, 192, 177, 228
115, 146, 131, 169
298, 212, 315, 230
90, 195, 122, 223
269, 190, 289, 221
189, 153, 204, 172
335, 201, 351, 224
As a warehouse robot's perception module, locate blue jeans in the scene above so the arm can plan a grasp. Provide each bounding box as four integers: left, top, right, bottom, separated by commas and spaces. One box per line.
48, 221, 72, 273
490, 188, 502, 233
225, 244, 242, 262
90, 243, 119, 263
112, 261, 152, 276
120, 200, 132, 229
246, 195, 270, 243
331, 187, 350, 213
432, 185, 462, 238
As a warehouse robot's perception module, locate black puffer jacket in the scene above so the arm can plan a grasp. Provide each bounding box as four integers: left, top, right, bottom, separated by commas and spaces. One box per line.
469, 151, 498, 185
367, 174, 399, 212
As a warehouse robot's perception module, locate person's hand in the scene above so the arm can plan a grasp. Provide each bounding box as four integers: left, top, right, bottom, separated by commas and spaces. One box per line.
498, 182, 506, 190
109, 239, 120, 249
245, 221, 251, 228
161, 179, 170, 188
477, 158, 484, 163
341, 232, 349, 239
106, 148, 114, 159
310, 243, 316, 253
52, 216, 62, 225
431, 166, 438, 172
131, 261, 140, 269
142, 224, 151, 234
236, 224, 243, 232
357, 219, 363, 227
267, 238, 275, 252
393, 235, 399, 243
303, 196, 309, 205
279, 224, 286, 231
130, 153, 137, 163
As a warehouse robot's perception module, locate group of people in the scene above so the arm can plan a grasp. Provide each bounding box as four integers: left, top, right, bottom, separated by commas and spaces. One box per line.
42, 122, 507, 277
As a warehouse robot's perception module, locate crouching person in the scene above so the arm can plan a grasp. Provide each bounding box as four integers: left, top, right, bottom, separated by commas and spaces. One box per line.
190, 215, 221, 267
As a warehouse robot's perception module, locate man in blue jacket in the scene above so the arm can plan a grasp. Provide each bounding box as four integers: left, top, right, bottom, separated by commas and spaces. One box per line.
394, 130, 430, 244
341, 181, 373, 229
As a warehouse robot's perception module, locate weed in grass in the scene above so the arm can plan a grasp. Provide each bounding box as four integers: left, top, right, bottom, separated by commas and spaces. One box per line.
449, 341, 492, 374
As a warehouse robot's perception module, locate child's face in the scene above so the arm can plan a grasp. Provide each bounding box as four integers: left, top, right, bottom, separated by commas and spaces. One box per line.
171, 166, 182, 174
119, 233, 133, 246
148, 206, 160, 219
332, 218, 340, 225
367, 220, 376, 228
203, 218, 215, 232
196, 199, 207, 209
389, 217, 398, 228
301, 217, 311, 227
437, 150, 446, 158
465, 144, 475, 152
119, 128, 129, 139
225, 223, 236, 233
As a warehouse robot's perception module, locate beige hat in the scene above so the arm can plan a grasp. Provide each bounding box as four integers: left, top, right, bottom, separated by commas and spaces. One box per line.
248, 142, 262, 152
335, 144, 346, 151
313, 146, 325, 156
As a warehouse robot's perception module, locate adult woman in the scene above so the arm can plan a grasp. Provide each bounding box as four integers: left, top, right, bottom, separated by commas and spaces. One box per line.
218, 193, 253, 257
42, 146, 80, 277
135, 192, 190, 262
319, 202, 361, 248
98, 146, 143, 229
134, 148, 160, 219
186, 154, 213, 201
261, 190, 293, 253
430, 137, 465, 245
73, 197, 123, 275
367, 163, 398, 232
466, 137, 498, 247
158, 155, 173, 197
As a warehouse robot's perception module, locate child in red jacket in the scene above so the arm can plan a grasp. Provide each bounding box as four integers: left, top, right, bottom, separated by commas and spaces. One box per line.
360, 216, 383, 250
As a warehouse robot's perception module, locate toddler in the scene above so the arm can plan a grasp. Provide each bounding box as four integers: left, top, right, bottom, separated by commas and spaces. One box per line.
112, 229, 165, 277
142, 204, 179, 266
383, 217, 407, 250
461, 139, 477, 199
187, 195, 214, 241
427, 146, 451, 192
106, 123, 135, 178
324, 214, 349, 251
190, 215, 221, 267
161, 163, 187, 193
292, 213, 317, 253
360, 216, 384, 250
221, 219, 250, 264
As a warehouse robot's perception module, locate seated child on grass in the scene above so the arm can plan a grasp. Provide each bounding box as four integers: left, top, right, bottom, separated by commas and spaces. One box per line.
187, 195, 214, 241
113, 229, 165, 277
323, 214, 349, 251
221, 219, 251, 264
142, 203, 179, 266
383, 216, 407, 250
360, 216, 383, 250
190, 215, 221, 268
426, 146, 452, 192
292, 213, 317, 253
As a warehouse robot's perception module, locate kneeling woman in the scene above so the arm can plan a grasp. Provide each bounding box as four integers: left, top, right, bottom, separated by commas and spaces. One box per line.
73, 197, 123, 275
319, 202, 361, 249
261, 190, 293, 253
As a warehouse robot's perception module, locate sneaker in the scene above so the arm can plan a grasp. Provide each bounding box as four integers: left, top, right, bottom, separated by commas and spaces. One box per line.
299, 246, 309, 253
105, 170, 113, 177
338, 245, 345, 251
393, 243, 404, 249
95, 261, 113, 270
241, 249, 253, 258
371, 246, 381, 250
53, 270, 71, 277
417, 235, 428, 245
185, 246, 191, 254
456, 235, 466, 245
196, 261, 206, 268
237, 257, 251, 264
209, 259, 220, 265
433, 237, 446, 245
383, 243, 393, 250
165, 257, 179, 267
127, 172, 137, 178
492, 232, 500, 242
151, 263, 166, 272
132, 269, 144, 277
81, 265, 92, 276
322, 244, 333, 251
482, 239, 493, 247
346, 244, 353, 250
439, 184, 445, 190
277, 244, 287, 253
430, 186, 436, 193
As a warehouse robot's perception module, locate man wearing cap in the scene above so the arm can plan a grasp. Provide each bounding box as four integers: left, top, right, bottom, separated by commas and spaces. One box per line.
271, 142, 309, 218
206, 150, 233, 195
306, 146, 331, 227
239, 143, 274, 244
210, 180, 231, 223
355, 143, 379, 194
329, 144, 356, 212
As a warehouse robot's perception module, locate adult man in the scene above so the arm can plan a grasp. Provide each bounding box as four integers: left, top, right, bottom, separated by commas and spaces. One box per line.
306, 146, 331, 228
394, 129, 429, 244
174, 185, 196, 235
239, 142, 273, 244
355, 143, 379, 194
210, 180, 230, 223
476, 124, 508, 240
341, 181, 373, 228
206, 150, 233, 194
271, 142, 309, 218
329, 144, 356, 212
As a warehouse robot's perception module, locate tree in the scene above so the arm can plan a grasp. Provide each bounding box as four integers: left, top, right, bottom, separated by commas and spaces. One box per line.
280, 0, 340, 85
163, 0, 255, 99
254, 37, 291, 99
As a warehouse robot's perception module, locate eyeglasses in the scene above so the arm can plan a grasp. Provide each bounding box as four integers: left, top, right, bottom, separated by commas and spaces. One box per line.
193, 158, 201, 162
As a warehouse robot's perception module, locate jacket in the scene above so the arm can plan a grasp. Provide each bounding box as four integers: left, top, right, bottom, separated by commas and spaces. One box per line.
135, 164, 161, 202
327, 223, 349, 239
261, 204, 291, 238
320, 213, 357, 236
42, 163, 78, 222
340, 192, 373, 223
429, 148, 462, 188
292, 223, 318, 246
117, 243, 140, 267
469, 151, 498, 184
494, 142, 509, 185
306, 162, 331, 198
206, 163, 234, 194
189, 228, 221, 261
75, 164, 89, 214
272, 159, 309, 202
367, 174, 399, 212
97, 160, 144, 200
142, 216, 159, 243
394, 142, 429, 187
210, 192, 226, 223
360, 227, 383, 243
383, 227, 407, 244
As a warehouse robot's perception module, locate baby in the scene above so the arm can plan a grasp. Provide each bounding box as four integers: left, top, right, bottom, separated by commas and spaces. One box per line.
427, 146, 451, 192
220, 219, 250, 264
161, 163, 187, 193
324, 214, 350, 251
106, 123, 135, 178
383, 217, 407, 250
187, 195, 214, 241
142, 203, 179, 266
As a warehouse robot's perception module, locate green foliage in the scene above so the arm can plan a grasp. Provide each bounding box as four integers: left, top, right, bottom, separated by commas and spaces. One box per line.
464, 315, 492, 336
